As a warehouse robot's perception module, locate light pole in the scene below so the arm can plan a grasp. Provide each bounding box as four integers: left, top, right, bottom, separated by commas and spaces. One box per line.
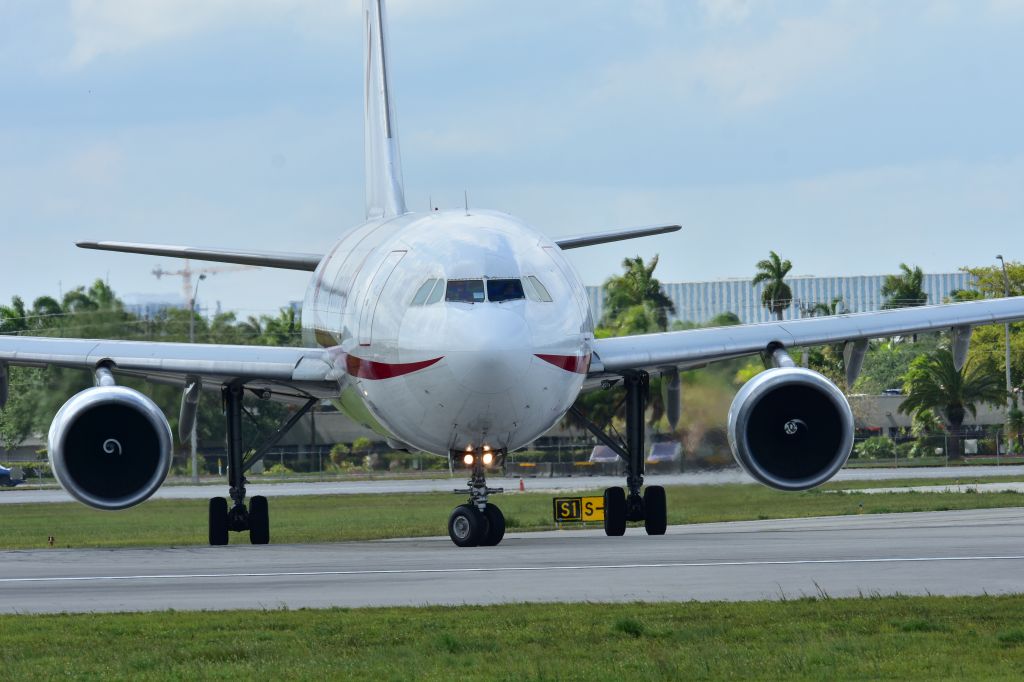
996, 255, 1014, 455
189, 274, 206, 482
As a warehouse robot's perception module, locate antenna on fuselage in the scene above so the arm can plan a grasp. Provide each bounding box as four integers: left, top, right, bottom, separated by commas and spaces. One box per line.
464, 190, 470, 216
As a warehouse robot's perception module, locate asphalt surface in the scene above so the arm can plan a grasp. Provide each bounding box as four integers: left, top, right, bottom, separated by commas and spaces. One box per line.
3, 465, 1023, 505
2, 508, 1023, 614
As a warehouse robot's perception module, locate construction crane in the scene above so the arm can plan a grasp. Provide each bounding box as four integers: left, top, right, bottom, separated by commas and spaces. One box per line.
152, 259, 259, 306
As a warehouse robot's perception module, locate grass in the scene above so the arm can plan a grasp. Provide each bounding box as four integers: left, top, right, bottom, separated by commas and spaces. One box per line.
846, 456, 1024, 468
3, 597, 1024, 679
822, 474, 1024, 490
3, 479, 1024, 550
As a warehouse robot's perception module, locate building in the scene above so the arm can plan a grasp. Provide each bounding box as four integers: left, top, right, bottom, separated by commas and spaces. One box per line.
586, 272, 975, 325
121, 294, 186, 319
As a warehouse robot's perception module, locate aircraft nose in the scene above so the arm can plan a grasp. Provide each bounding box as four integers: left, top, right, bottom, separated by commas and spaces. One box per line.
446, 308, 533, 394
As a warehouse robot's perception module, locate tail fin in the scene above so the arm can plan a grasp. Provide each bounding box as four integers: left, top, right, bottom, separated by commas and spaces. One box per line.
363, 0, 406, 219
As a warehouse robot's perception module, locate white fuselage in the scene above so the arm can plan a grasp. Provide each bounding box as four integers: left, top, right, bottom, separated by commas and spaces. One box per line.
301, 209, 594, 455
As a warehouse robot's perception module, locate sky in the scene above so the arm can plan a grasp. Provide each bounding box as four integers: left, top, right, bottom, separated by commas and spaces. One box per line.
2, 0, 1023, 317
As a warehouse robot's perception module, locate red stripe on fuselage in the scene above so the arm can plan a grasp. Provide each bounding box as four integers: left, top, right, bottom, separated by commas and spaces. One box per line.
341, 353, 443, 380
535, 353, 591, 374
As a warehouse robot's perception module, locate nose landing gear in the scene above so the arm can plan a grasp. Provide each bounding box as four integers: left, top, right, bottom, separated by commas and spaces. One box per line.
571, 369, 668, 537
449, 449, 505, 547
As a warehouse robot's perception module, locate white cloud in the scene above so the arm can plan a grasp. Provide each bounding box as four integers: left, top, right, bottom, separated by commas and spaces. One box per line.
595, 3, 870, 111
988, 0, 1024, 16
65, 0, 468, 68
698, 0, 753, 24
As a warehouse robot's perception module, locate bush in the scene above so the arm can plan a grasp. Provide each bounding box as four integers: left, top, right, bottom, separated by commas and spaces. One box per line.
855, 435, 896, 460
264, 462, 293, 476
20, 462, 54, 479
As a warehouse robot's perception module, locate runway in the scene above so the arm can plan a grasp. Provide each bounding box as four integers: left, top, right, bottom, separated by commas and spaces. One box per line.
3, 465, 1022, 505
2, 507, 1024, 613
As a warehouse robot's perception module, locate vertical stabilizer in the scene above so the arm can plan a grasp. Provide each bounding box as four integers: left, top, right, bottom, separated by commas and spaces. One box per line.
364, 0, 407, 219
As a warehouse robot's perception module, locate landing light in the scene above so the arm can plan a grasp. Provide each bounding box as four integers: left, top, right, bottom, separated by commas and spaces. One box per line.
462, 453, 474, 466
482, 452, 494, 466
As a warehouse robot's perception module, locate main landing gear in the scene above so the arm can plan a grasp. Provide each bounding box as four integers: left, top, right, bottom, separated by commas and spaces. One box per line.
208, 381, 316, 546
570, 369, 668, 537
448, 449, 505, 547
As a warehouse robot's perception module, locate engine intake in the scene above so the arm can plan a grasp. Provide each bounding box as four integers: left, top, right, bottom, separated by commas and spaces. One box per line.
48, 386, 173, 510
727, 367, 854, 491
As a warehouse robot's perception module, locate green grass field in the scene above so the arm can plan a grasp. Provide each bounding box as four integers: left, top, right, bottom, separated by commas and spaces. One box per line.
2, 478, 1024, 550
3, 597, 1024, 679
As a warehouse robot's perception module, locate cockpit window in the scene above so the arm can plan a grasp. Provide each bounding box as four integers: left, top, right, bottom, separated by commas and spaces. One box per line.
424, 279, 445, 305
411, 278, 438, 306
486, 278, 525, 302
523, 275, 553, 302
446, 279, 485, 303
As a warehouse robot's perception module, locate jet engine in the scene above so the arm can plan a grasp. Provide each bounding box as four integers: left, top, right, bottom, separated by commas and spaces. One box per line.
48, 385, 173, 510
727, 366, 854, 491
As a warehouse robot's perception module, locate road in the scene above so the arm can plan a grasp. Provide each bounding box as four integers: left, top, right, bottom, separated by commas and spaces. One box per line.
2, 508, 1023, 613
3, 465, 1023, 505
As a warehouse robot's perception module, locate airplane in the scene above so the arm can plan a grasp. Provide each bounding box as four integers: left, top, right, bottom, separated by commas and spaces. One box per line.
2, 0, 1023, 547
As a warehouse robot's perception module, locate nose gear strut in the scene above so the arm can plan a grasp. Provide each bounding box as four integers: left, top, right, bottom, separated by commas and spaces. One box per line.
449, 448, 506, 546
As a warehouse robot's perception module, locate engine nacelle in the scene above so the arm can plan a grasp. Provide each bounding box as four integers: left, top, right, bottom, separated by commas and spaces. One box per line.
727, 367, 854, 491
48, 386, 173, 510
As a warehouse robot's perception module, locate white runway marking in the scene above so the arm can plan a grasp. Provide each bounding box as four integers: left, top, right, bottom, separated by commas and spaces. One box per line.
4, 554, 1024, 585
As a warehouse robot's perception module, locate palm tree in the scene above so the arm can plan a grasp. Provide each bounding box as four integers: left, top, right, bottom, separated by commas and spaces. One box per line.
898, 349, 1006, 459
0, 297, 28, 335
752, 251, 793, 321
804, 296, 845, 318
601, 255, 676, 331
881, 263, 927, 309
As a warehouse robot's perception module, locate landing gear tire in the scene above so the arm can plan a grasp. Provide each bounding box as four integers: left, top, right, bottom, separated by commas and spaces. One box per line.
643, 486, 667, 536
449, 504, 487, 547
249, 495, 269, 545
209, 497, 228, 546
480, 504, 506, 546
603, 487, 627, 536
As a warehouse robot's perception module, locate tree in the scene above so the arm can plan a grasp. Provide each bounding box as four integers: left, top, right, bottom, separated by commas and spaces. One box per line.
899, 349, 1006, 459
0, 279, 302, 454
881, 263, 927, 309
804, 296, 845, 318
960, 261, 1024, 299
751, 251, 793, 321
601, 255, 675, 331
0, 297, 28, 335
958, 261, 1023, 411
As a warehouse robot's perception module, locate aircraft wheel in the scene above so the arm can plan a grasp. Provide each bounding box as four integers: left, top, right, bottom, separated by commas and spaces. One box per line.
643, 486, 667, 536
480, 504, 506, 546
249, 495, 270, 545
209, 497, 229, 546
448, 504, 487, 547
603, 487, 627, 536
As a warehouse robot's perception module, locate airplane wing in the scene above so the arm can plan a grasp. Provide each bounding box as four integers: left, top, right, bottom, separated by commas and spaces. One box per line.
554, 224, 681, 250
0, 336, 337, 398
589, 296, 1024, 380
76, 241, 323, 271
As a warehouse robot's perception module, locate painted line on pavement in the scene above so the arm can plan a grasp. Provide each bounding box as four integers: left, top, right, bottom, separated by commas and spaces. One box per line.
2, 555, 1024, 584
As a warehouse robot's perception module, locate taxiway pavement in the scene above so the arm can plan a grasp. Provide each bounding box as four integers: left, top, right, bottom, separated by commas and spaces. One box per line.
3, 465, 1022, 505
2, 507, 1023, 613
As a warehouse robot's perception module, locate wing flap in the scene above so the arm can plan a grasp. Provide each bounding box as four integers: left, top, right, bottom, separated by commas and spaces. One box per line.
76, 241, 323, 271
590, 296, 1024, 375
